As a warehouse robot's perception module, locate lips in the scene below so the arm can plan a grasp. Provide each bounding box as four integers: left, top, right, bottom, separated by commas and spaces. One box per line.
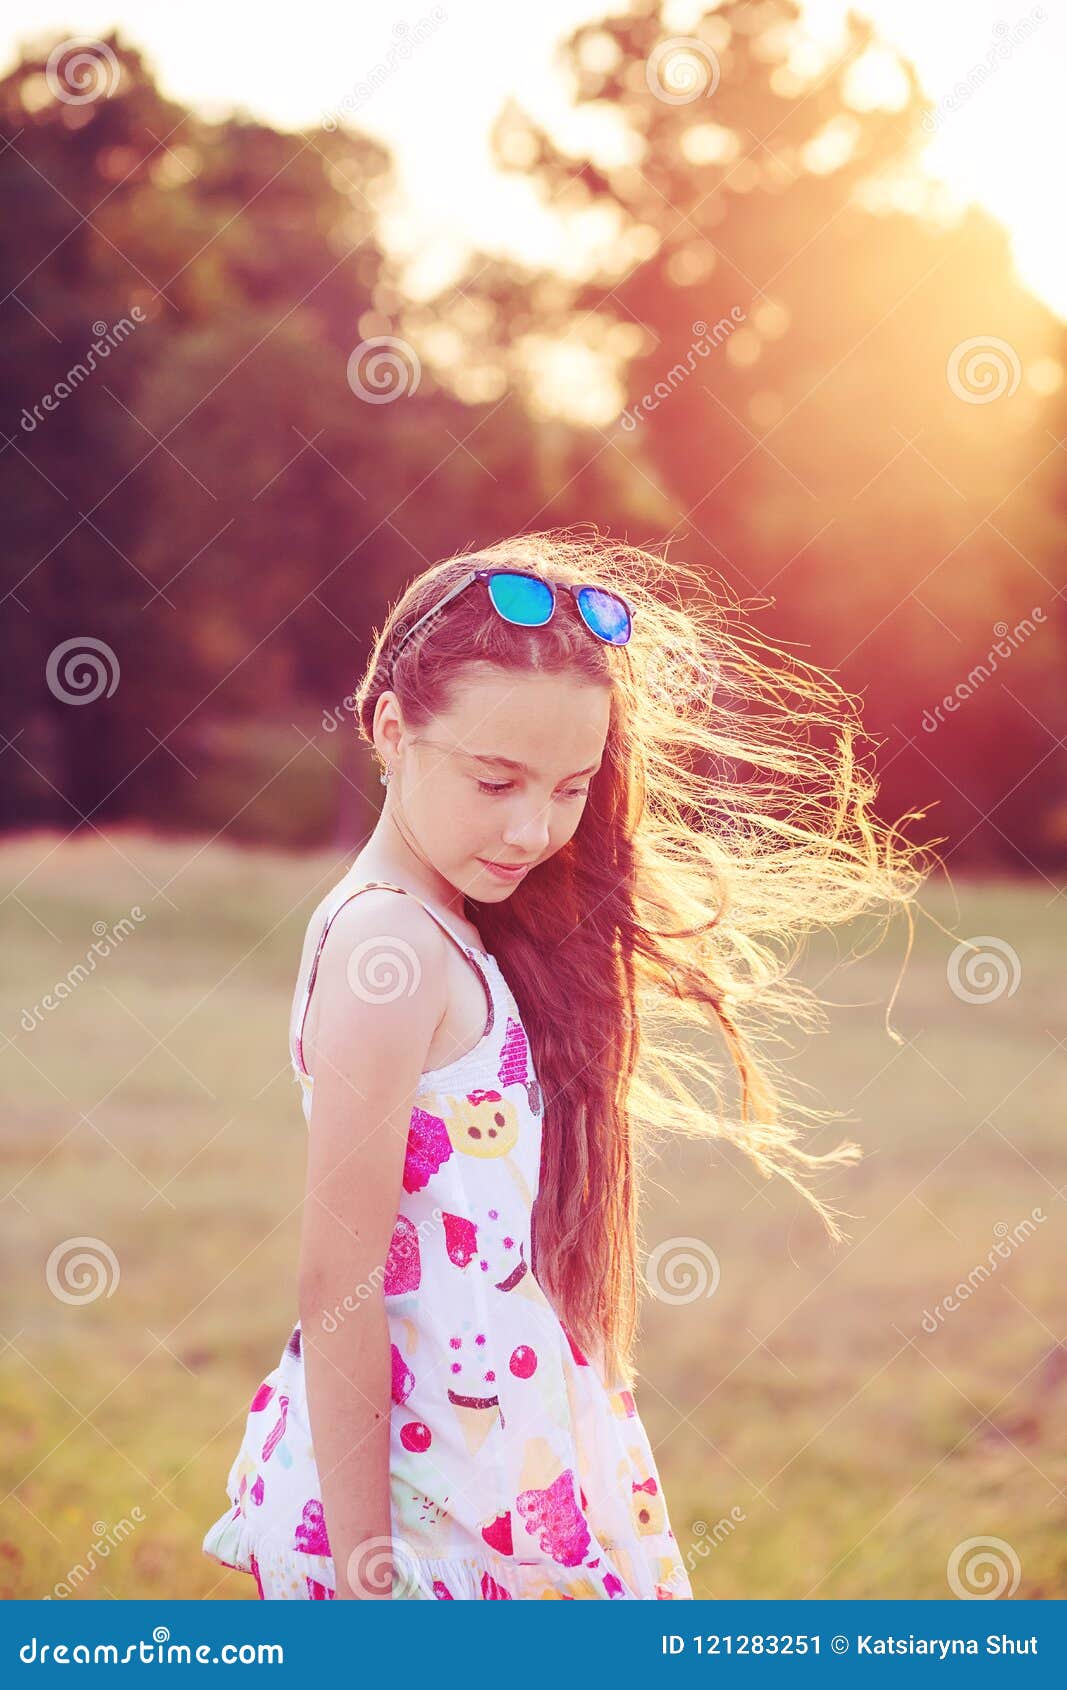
477, 858, 532, 879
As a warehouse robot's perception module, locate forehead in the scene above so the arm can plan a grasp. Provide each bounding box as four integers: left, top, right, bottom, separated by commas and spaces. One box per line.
434, 667, 612, 775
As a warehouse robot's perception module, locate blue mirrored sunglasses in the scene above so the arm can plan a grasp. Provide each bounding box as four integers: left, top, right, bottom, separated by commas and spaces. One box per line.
392, 567, 634, 660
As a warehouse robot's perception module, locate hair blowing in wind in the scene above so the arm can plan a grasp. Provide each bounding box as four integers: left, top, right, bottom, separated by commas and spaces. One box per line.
354, 527, 938, 1392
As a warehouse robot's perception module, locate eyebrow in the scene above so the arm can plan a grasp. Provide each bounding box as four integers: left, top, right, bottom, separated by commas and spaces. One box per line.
465, 751, 602, 780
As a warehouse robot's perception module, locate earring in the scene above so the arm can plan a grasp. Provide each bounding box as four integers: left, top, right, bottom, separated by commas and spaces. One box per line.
380, 764, 392, 786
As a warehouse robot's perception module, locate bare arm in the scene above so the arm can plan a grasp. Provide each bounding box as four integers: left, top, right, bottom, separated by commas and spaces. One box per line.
295, 892, 447, 1599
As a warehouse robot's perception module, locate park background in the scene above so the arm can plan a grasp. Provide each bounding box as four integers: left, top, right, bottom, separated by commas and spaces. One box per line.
1, 0, 1064, 1600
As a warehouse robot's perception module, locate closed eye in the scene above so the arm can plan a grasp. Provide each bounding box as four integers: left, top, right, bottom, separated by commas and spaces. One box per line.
475, 779, 589, 800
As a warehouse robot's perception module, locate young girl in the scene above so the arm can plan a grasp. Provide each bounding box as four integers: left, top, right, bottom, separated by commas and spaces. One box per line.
201, 529, 930, 1600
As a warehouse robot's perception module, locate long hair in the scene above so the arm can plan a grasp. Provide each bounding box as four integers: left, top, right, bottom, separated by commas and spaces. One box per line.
354, 527, 937, 1391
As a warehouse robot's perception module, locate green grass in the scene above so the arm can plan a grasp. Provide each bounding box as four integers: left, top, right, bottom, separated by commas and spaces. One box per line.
1, 832, 1064, 1600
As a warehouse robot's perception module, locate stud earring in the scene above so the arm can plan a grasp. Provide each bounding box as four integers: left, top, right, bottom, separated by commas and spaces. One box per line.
380, 763, 392, 787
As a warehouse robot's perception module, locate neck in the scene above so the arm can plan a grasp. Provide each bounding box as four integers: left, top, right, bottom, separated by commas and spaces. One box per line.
349, 804, 465, 920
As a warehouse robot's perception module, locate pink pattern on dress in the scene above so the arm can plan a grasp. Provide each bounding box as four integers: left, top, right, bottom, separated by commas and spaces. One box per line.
515, 1469, 592, 1567
250, 1382, 274, 1413
260, 1394, 289, 1461
306, 1576, 334, 1599
294, 1498, 331, 1555
402, 1107, 453, 1193
391, 1342, 415, 1405
384, 1215, 421, 1294
481, 1509, 513, 1555
443, 1212, 478, 1268
480, 1570, 512, 1599
497, 1017, 528, 1088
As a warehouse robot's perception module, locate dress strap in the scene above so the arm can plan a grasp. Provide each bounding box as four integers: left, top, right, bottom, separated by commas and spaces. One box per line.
289, 879, 491, 1079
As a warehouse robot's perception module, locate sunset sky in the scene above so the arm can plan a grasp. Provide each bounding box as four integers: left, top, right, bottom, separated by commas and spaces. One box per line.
3, 0, 1063, 314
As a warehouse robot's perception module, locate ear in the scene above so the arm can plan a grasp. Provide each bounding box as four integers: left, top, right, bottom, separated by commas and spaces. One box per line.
372, 690, 404, 762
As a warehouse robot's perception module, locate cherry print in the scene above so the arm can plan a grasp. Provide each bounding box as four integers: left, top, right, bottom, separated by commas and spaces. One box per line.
509, 1345, 537, 1378
400, 1421, 432, 1453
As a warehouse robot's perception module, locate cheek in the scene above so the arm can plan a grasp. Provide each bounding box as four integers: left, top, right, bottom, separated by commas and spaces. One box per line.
554, 805, 586, 848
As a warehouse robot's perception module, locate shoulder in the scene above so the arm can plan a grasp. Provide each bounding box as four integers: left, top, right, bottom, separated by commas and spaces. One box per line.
312, 886, 451, 1006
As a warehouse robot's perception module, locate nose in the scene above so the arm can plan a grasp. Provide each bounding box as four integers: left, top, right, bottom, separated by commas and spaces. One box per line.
501, 797, 552, 855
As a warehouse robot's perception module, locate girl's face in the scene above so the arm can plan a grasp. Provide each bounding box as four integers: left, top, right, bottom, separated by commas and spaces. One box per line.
377, 666, 612, 902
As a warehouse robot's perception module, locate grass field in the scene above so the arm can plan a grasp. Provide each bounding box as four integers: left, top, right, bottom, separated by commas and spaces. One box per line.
1, 830, 1064, 1600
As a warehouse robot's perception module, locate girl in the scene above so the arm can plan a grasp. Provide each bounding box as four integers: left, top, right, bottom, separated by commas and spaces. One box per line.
202, 528, 931, 1600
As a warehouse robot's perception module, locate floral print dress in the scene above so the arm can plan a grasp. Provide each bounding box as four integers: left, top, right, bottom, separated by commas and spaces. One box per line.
201, 878, 693, 1600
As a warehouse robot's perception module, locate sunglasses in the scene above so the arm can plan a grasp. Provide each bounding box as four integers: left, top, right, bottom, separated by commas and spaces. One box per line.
391, 567, 634, 660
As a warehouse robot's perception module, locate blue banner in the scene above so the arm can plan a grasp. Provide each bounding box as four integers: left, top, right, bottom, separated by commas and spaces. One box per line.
4, 1600, 1060, 1683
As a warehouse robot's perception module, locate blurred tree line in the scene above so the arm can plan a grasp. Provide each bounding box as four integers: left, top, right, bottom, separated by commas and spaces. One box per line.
2, 2, 1064, 870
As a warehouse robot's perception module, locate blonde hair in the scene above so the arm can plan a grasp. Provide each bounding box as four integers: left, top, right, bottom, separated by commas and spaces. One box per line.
355, 526, 938, 1390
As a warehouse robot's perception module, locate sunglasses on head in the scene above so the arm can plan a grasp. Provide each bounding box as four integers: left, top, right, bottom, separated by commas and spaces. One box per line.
391, 567, 634, 661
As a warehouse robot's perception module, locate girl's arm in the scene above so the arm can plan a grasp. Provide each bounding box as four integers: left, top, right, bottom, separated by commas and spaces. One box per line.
294, 890, 449, 1600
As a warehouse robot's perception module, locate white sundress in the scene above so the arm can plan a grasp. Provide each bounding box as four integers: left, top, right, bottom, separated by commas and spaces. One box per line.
201, 877, 694, 1600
